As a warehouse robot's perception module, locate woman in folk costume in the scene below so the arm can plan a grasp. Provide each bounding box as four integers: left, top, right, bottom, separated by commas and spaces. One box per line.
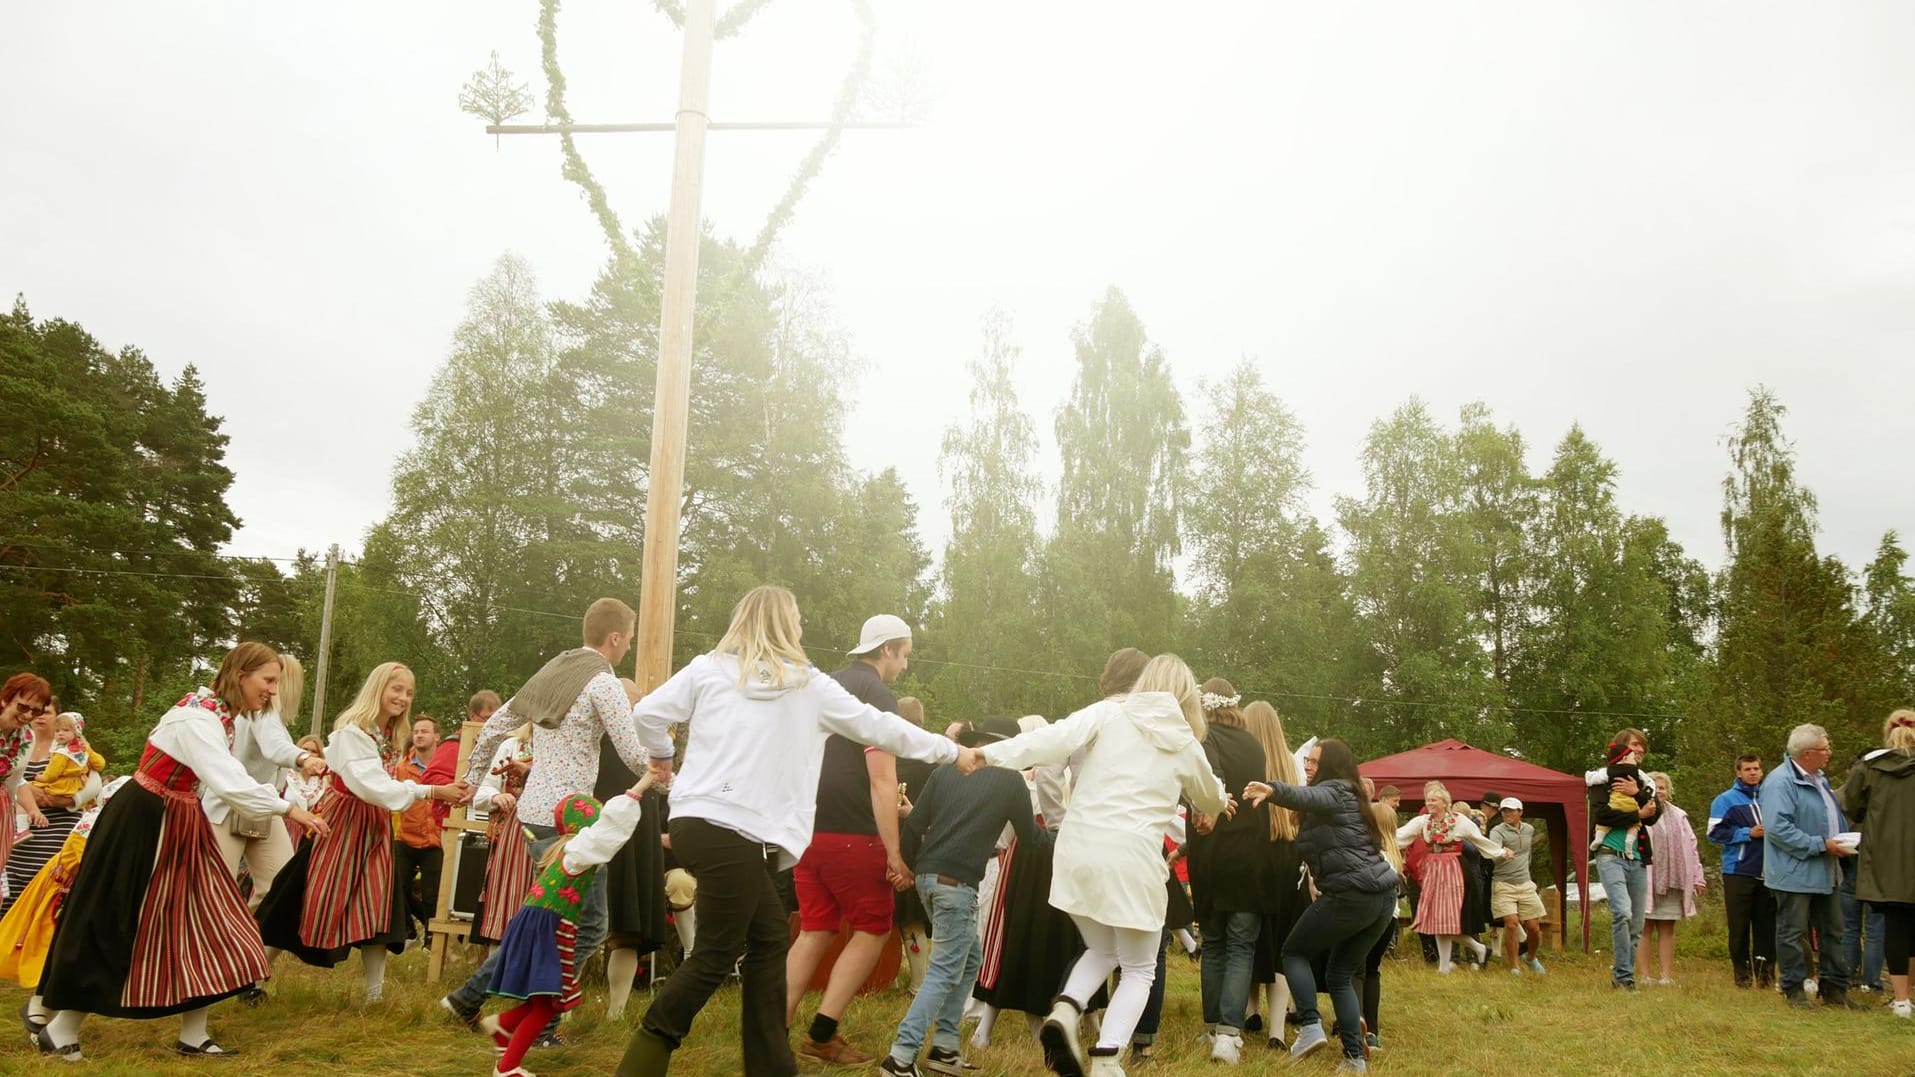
256, 661, 470, 1001
1393, 782, 1513, 974
0, 775, 129, 1036
970, 650, 1148, 1051
472, 720, 536, 945
966, 654, 1229, 1077
484, 776, 656, 1077
35, 644, 332, 1061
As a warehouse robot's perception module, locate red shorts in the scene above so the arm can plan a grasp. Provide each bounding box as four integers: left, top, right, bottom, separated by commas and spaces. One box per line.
794, 833, 893, 935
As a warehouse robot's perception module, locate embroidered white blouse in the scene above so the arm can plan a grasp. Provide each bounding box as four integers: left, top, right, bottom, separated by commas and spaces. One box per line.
324, 726, 430, 812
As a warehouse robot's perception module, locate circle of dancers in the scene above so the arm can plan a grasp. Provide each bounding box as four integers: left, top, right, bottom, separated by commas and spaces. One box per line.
3, 583, 1912, 1076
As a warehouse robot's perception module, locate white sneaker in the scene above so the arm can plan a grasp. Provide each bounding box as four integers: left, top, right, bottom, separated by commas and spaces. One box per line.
1526, 957, 1546, 975
1209, 1031, 1242, 1065
1657, 978, 1676, 987
1890, 999, 1912, 1019
1509, 966, 1524, 975
1804, 978, 1819, 998
1088, 1050, 1127, 1077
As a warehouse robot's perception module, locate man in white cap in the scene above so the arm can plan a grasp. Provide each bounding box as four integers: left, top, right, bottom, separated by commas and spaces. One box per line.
785, 614, 916, 1065
1488, 797, 1548, 975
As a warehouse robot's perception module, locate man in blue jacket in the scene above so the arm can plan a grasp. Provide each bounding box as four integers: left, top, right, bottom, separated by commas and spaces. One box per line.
1708, 754, 1775, 989
1757, 724, 1870, 1011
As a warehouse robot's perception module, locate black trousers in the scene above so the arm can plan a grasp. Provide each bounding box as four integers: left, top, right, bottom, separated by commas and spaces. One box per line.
638, 817, 795, 1076
1723, 874, 1776, 984
392, 842, 444, 933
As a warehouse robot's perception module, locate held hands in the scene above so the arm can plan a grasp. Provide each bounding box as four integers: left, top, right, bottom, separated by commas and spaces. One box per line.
627, 770, 657, 798
886, 853, 915, 892
646, 755, 676, 789
1241, 781, 1274, 808
297, 753, 329, 778
491, 792, 518, 817
955, 747, 987, 776
1191, 811, 1216, 836
433, 780, 474, 804
288, 804, 331, 839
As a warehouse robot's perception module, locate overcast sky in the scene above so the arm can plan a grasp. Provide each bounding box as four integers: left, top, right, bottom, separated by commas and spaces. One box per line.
5, 2, 1912, 587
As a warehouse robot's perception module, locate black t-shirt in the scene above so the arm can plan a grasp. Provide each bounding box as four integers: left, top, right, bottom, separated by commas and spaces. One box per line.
812, 662, 899, 836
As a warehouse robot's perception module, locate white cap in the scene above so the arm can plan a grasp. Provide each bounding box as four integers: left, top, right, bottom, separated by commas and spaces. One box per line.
848, 614, 912, 656
1499, 797, 1523, 811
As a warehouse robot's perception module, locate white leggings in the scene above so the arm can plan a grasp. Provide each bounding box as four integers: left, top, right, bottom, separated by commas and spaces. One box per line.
1062, 915, 1159, 1052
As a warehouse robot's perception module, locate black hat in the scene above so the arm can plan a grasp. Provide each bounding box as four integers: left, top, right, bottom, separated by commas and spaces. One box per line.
958, 717, 1021, 749
1480, 790, 1503, 805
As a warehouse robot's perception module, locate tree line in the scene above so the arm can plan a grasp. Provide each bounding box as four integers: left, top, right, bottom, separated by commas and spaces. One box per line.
4, 233, 1912, 811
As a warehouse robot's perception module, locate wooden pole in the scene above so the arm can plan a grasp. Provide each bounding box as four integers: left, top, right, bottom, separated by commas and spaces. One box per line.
310, 543, 339, 739
635, 0, 716, 694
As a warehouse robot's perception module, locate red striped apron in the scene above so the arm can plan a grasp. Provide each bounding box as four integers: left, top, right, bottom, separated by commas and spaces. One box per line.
479, 778, 533, 942
299, 773, 394, 950
123, 748, 272, 1008
974, 841, 1017, 991
555, 919, 582, 1011
1411, 843, 1464, 936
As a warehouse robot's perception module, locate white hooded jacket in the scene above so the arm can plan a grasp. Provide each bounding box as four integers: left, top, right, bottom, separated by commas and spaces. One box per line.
981, 692, 1227, 931
632, 653, 958, 868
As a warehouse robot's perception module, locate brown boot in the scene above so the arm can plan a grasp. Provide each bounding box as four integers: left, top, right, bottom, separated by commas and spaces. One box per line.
800, 1034, 876, 1066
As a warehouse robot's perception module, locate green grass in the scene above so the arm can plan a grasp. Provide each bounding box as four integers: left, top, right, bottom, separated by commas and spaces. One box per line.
5, 911, 1909, 1076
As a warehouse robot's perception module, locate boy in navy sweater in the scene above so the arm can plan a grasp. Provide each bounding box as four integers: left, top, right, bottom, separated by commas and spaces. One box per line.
881, 719, 1048, 1077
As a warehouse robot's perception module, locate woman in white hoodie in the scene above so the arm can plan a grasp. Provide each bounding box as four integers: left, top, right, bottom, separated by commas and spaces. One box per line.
617, 585, 977, 1077
963, 653, 1228, 1077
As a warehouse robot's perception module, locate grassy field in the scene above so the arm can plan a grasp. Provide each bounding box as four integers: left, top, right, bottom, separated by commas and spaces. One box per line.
5, 909, 1909, 1076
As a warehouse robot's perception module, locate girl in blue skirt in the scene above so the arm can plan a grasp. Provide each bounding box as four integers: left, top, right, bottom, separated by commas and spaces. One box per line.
485, 773, 655, 1076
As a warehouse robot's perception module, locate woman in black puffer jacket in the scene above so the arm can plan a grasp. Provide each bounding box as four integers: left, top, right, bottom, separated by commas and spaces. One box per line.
1243, 738, 1398, 1073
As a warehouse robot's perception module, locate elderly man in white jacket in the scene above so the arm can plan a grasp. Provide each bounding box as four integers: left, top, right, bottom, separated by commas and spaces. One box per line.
962, 654, 1228, 1077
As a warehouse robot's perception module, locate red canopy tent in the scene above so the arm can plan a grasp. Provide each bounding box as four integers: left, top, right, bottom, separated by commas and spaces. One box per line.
1359, 739, 1591, 950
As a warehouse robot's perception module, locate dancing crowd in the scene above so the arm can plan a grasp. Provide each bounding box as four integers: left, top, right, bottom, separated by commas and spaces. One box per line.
0, 585, 1910, 1077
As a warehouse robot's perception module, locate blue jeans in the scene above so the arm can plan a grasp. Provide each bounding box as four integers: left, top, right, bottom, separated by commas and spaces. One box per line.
1199, 910, 1261, 1035
449, 823, 611, 1028
1595, 852, 1647, 985
890, 877, 982, 1064
1280, 889, 1395, 1062
1839, 873, 1886, 989
1776, 889, 1850, 993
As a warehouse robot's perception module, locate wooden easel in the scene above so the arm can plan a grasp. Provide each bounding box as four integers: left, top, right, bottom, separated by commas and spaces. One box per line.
426, 718, 490, 983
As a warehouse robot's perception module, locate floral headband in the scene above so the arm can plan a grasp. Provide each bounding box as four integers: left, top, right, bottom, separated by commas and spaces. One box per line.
1200, 691, 1241, 714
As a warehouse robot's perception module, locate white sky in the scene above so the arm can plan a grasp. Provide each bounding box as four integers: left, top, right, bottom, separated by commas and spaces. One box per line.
5, 1, 1912, 584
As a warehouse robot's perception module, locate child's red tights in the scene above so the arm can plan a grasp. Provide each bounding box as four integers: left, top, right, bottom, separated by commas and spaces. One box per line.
495, 996, 558, 1073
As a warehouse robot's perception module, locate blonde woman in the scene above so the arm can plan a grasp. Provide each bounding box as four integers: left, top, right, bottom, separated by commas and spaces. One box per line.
1638, 772, 1706, 985
961, 654, 1228, 1077
1240, 700, 1307, 1051
38, 644, 330, 1061
255, 662, 469, 1001
617, 585, 971, 1077
1394, 782, 1513, 973
213, 654, 324, 922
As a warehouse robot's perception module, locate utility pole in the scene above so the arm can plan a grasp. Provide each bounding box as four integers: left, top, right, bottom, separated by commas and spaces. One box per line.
634, 0, 715, 694
311, 543, 340, 738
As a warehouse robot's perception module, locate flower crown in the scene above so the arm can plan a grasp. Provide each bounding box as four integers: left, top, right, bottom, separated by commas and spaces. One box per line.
1200, 691, 1241, 714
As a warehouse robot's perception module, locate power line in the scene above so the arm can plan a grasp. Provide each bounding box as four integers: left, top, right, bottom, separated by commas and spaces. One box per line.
0, 555, 1697, 723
